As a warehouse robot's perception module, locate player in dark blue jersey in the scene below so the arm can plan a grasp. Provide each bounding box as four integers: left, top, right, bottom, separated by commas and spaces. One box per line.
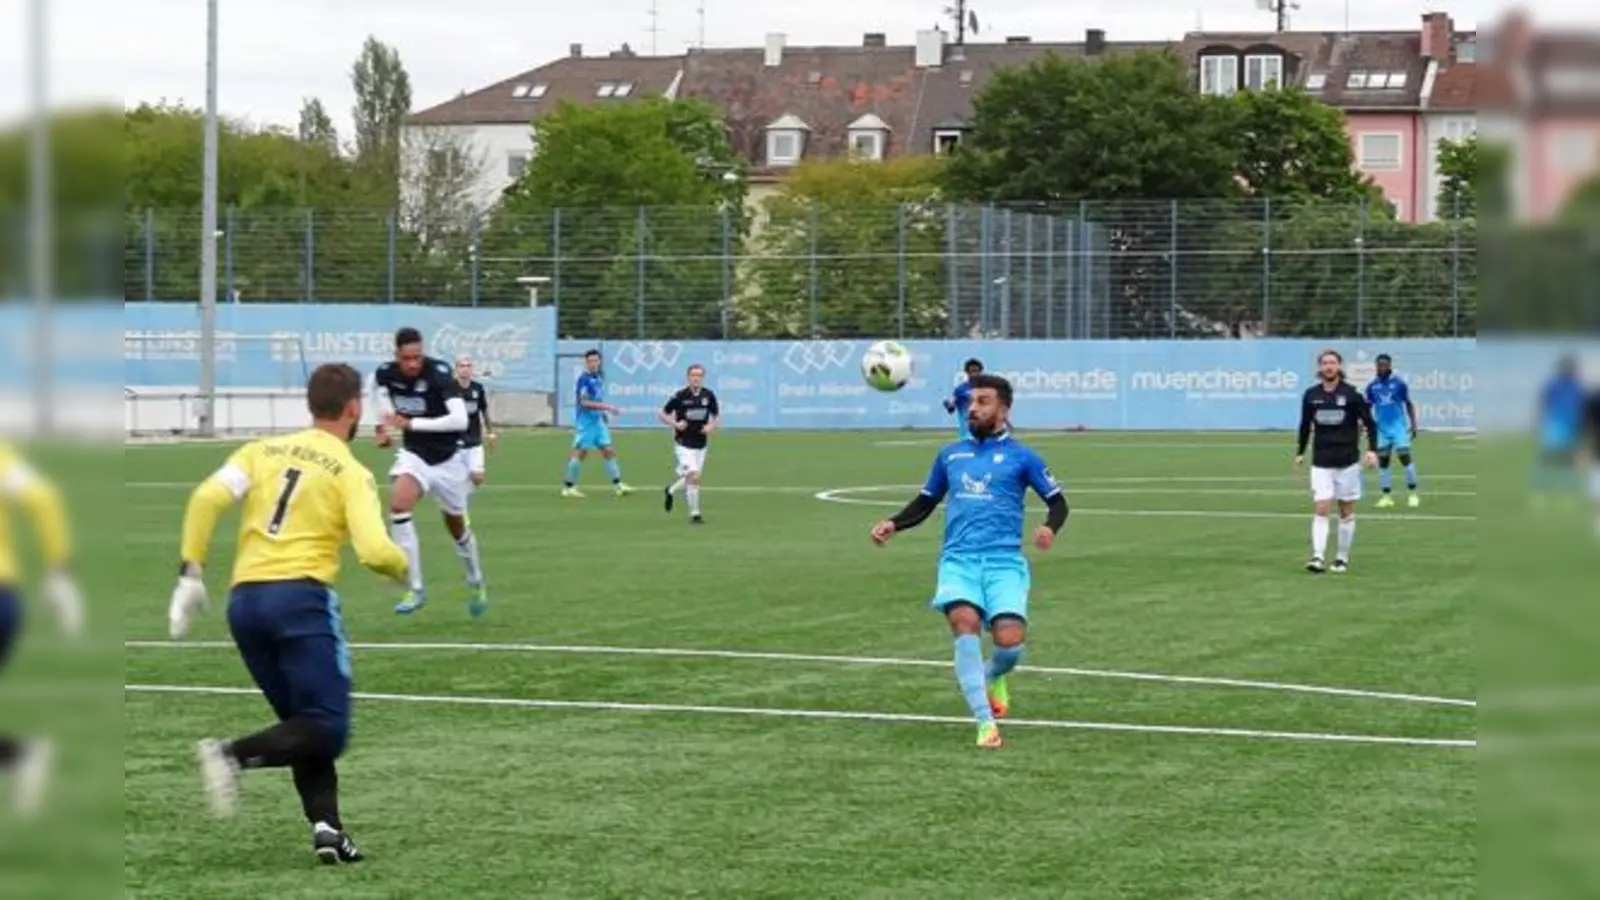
942, 358, 985, 441
871, 373, 1068, 749
1532, 355, 1586, 498
1364, 354, 1420, 507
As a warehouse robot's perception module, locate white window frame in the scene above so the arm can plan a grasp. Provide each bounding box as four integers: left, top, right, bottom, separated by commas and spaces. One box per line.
1244, 54, 1283, 91
933, 129, 963, 155
1200, 55, 1238, 97
1305, 73, 1327, 91
507, 152, 529, 178
1346, 70, 1371, 89
1359, 132, 1404, 171
767, 130, 802, 166
596, 82, 617, 98
1438, 116, 1477, 145
1381, 71, 1408, 89
848, 130, 884, 161
511, 83, 532, 98
529, 83, 548, 99
613, 81, 636, 97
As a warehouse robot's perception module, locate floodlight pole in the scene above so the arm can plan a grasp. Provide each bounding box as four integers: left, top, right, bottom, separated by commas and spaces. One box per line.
27, 0, 51, 435
198, 0, 220, 436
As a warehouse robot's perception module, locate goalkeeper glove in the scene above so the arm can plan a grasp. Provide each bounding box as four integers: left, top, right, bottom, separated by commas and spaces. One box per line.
168, 562, 209, 639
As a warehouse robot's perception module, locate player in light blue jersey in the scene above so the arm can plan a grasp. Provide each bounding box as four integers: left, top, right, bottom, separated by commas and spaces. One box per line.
561, 349, 633, 498
941, 358, 985, 440
1532, 355, 1586, 498
1364, 354, 1420, 508
872, 373, 1068, 749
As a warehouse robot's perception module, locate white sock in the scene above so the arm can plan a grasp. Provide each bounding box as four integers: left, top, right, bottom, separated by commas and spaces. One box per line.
391, 515, 424, 591
668, 477, 686, 495
1337, 516, 1356, 561
1311, 515, 1330, 558
454, 529, 483, 585
686, 484, 701, 516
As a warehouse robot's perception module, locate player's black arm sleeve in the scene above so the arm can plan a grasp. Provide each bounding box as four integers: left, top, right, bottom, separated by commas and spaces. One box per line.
1043, 493, 1068, 534
888, 493, 940, 532
1358, 396, 1379, 453
1295, 397, 1312, 456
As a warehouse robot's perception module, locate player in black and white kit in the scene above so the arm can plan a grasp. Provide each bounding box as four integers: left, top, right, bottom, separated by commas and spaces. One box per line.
372, 327, 488, 617
659, 363, 720, 524
453, 355, 497, 487
1295, 349, 1379, 573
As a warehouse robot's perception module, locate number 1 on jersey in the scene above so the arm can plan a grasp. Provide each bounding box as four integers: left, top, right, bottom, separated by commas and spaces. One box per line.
267, 467, 304, 536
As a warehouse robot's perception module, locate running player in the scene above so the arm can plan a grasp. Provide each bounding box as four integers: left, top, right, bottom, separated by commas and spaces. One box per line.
1296, 349, 1379, 573
1364, 353, 1420, 507
168, 363, 408, 864
870, 373, 1068, 749
454, 355, 496, 488
942, 358, 985, 440
659, 363, 719, 524
373, 327, 487, 617
562, 348, 633, 498
0, 443, 81, 816
1532, 355, 1586, 500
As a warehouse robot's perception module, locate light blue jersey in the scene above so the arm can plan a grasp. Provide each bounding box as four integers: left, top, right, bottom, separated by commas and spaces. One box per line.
1540, 375, 1585, 452
1364, 374, 1412, 450
919, 431, 1062, 624
573, 371, 613, 450
948, 382, 974, 439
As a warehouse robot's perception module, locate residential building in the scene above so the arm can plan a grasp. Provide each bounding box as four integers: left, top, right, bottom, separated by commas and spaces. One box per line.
1421, 58, 1478, 221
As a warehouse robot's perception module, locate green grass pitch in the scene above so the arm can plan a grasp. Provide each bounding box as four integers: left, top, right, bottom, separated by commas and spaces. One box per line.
123, 430, 1474, 899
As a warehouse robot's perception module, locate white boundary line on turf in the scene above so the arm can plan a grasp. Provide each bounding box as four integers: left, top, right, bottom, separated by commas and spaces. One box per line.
123, 684, 1474, 749
812, 486, 1478, 522
124, 640, 1476, 708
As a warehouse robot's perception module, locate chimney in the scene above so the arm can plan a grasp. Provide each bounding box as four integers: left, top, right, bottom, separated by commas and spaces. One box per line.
863, 32, 887, 48
764, 32, 786, 67
1005, 36, 1031, 44
1420, 12, 1454, 61
569, 43, 583, 58
1085, 29, 1106, 56
915, 28, 945, 68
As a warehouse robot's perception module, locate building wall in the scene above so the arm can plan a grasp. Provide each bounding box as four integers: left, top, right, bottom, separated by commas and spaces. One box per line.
1529, 116, 1600, 219
1421, 113, 1478, 221
400, 123, 537, 213
1344, 112, 1423, 221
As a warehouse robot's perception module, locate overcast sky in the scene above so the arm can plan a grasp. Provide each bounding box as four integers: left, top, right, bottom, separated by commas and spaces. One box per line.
0, 0, 1591, 136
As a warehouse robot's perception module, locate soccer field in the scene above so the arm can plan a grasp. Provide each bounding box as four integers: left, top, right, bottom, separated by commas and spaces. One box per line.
124, 430, 1475, 899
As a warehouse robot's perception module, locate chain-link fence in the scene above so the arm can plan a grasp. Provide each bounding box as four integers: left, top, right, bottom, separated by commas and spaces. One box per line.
117, 199, 1498, 339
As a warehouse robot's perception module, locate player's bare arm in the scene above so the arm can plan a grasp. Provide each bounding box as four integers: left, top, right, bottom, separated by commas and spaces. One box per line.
1356, 394, 1380, 468
1406, 399, 1419, 438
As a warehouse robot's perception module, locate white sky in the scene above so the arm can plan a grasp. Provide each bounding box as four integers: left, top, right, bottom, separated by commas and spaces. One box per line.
0, 0, 1593, 136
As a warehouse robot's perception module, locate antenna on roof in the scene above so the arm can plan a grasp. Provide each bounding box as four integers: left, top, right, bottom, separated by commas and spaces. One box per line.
942, 0, 980, 44
646, 0, 662, 54
695, 0, 706, 48
1256, 0, 1301, 32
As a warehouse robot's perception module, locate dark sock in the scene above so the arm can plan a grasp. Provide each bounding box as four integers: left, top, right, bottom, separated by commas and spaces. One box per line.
227, 718, 324, 769
0, 735, 19, 767
292, 757, 342, 829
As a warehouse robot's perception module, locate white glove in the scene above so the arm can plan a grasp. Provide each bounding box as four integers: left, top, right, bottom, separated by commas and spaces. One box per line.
168, 565, 209, 639
44, 571, 84, 638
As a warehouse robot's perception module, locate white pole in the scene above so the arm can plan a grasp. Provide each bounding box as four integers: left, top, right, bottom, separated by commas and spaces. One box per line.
27, 0, 51, 435
198, 0, 220, 436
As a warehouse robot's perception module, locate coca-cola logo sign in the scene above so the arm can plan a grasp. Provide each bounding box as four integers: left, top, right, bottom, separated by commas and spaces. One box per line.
430, 323, 532, 362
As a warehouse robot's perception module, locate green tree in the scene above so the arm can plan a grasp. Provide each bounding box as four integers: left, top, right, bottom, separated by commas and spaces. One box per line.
479, 97, 746, 335
746, 156, 947, 337
296, 97, 338, 153
1435, 136, 1478, 220
350, 36, 413, 199
1225, 88, 1376, 202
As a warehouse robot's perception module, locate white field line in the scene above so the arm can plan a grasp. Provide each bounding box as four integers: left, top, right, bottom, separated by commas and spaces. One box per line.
124, 639, 1475, 708
123, 684, 1474, 749
813, 487, 1477, 522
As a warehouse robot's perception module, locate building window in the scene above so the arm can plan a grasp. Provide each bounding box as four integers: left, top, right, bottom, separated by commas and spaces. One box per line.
512, 83, 548, 99
1305, 73, 1326, 90
1550, 128, 1599, 172
1200, 55, 1238, 97
848, 131, 884, 160
613, 81, 635, 97
1456, 40, 1476, 62
1359, 133, 1403, 171
1439, 117, 1477, 145
933, 130, 963, 155
1244, 54, 1283, 91
768, 131, 802, 166
596, 81, 636, 97
507, 152, 528, 178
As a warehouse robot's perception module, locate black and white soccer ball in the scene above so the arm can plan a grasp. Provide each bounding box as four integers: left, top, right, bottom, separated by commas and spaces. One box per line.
861, 340, 913, 392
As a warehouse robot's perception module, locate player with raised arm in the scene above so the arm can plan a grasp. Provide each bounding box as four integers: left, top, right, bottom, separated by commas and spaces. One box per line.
942, 358, 985, 440
1296, 350, 1380, 574
373, 328, 487, 617
870, 374, 1068, 750
562, 348, 633, 498
167, 363, 408, 864
455, 355, 496, 488
659, 363, 720, 524
0, 443, 82, 817
1365, 353, 1421, 508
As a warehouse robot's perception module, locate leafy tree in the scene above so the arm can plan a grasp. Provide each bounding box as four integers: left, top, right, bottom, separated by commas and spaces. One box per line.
745, 156, 947, 337
350, 36, 413, 198
479, 97, 746, 334
0, 107, 123, 298
1224, 88, 1376, 202
296, 97, 337, 153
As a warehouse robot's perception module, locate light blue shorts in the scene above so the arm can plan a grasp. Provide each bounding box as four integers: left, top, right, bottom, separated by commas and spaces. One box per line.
572, 421, 613, 450
930, 553, 1031, 626
1377, 425, 1411, 452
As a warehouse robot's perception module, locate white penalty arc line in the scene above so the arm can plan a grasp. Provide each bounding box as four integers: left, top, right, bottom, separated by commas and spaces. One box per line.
124, 640, 1476, 708
123, 684, 1474, 750
122, 474, 1478, 491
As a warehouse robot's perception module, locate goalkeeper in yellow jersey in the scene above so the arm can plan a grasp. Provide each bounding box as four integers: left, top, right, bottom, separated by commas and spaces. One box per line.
168, 363, 407, 865
0, 442, 82, 817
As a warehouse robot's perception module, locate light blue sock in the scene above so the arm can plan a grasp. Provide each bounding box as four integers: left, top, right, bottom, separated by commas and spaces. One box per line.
987, 643, 1024, 681
603, 457, 622, 483
953, 634, 994, 724
564, 458, 581, 486
1403, 462, 1418, 490
1379, 466, 1392, 492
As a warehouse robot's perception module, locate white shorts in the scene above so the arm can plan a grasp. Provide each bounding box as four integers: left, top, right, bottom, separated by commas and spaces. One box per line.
389, 449, 473, 515
673, 445, 708, 476
463, 445, 486, 475
1310, 464, 1363, 503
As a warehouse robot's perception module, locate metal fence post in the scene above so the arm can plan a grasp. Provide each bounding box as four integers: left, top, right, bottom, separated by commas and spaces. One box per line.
1356, 196, 1367, 337
304, 207, 315, 303
224, 205, 235, 302
635, 206, 647, 338
1449, 214, 1461, 337
978, 205, 992, 335
807, 203, 819, 337
1078, 200, 1091, 338
1262, 197, 1272, 334
895, 203, 907, 338
720, 204, 732, 339
945, 204, 959, 338
552, 208, 563, 308
1023, 213, 1034, 338
1043, 215, 1054, 339
469, 213, 482, 307
1168, 199, 1179, 339
385, 207, 397, 304
143, 207, 155, 300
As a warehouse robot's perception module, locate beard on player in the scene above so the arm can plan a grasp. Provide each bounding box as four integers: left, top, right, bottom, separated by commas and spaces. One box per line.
968, 406, 1005, 440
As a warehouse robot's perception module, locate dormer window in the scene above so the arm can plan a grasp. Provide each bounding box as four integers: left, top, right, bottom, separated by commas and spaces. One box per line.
1200, 55, 1238, 97
1244, 54, 1283, 90
934, 130, 963, 155
765, 113, 811, 167
511, 83, 548, 99
846, 113, 890, 161
596, 81, 635, 98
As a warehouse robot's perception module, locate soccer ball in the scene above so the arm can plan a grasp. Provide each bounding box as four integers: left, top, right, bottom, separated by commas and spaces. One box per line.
861, 340, 914, 392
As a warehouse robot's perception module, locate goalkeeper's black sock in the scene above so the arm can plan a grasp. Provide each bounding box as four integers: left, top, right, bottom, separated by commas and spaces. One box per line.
226, 718, 325, 769
292, 757, 342, 829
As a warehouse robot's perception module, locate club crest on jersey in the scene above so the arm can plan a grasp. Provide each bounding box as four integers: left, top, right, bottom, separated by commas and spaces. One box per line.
993, 453, 1005, 463
1336, 395, 1346, 406
413, 381, 426, 393
957, 472, 994, 501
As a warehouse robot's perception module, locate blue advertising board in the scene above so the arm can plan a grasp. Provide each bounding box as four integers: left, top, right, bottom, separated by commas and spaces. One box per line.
124, 302, 558, 391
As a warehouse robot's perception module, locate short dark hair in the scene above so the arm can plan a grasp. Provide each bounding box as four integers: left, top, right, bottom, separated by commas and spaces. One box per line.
963, 358, 984, 371
687, 363, 705, 375
1375, 353, 1392, 364
584, 348, 601, 360
395, 326, 423, 349
306, 363, 363, 420
967, 373, 1013, 407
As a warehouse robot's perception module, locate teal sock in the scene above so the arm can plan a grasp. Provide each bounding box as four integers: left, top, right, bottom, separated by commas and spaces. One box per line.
987, 643, 1024, 681
953, 634, 994, 724
603, 457, 622, 483
564, 459, 581, 486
